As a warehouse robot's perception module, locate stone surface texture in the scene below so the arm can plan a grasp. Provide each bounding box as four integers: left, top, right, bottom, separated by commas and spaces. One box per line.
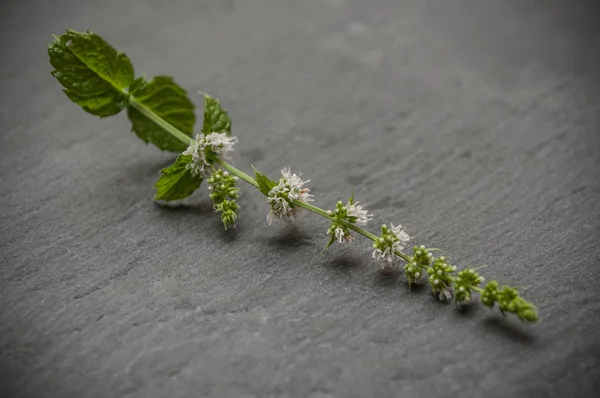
1, 0, 599, 397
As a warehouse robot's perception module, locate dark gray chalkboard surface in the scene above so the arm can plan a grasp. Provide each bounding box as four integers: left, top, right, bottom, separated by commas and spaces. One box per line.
1, 1, 599, 397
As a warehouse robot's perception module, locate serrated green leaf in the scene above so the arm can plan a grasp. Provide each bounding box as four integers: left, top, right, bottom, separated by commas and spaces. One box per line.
128, 76, 195, 152
202, 94, 231, 135
253, 169, 277, 196
154, 155, 202, 201
49, 30, 133, 117
63, 89, 126, 117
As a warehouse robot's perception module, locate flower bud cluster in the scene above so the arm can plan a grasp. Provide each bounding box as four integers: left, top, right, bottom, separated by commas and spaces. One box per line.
208, 169, 240, 230
372, 224, 410, 265
453, 268, 484, 304
427, 257, 456, 300
480, 281, 538, 322
325, 196, 372, 249
404, 245, 433, 286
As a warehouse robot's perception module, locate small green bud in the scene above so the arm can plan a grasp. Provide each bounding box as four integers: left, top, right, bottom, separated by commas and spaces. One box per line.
480, 281, 499, 307
404, 260, 423, 287
517, 304, 539, 323
497, 286, 538, 322
404, 246, 431, 286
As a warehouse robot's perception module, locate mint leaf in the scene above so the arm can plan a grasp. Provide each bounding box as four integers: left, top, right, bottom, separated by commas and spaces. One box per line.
154, 155, 202, 201
202, 94, 231, 135
49, 30, 133, 117
253, 169, 276, 196
128, 76, 195, 152
128, 75, 147, 95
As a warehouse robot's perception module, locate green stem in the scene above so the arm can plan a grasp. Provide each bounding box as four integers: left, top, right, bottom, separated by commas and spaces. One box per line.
214, 158, 259, 188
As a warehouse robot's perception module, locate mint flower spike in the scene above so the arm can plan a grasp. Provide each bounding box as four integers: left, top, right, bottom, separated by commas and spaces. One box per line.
372, 223, 410, 265
427, 256, 456, 301
266, 167, 313, 225
480, 281, 538, 322
183, 132, 238, 177
208, 170, 240, 230
324, 194, 373, 249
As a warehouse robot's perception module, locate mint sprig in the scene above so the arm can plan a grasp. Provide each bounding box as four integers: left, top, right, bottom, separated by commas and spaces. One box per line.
49, 29, 538, 325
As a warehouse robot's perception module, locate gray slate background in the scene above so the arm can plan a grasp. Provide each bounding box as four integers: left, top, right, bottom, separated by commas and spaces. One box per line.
1, 0, 599, 397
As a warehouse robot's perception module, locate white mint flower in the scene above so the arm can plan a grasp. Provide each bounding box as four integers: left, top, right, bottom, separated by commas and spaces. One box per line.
267, 167, 313, 225
372, 223, 411, 264
266, 180, 294, 224
390, 223, 410, 248
280, 167, 312, 203
182, 134, 207, 177
437, 288, 452, 301
204, 132, 238, 160
182, 132, 238, 177
334, 226, 354, 243
372, 244, 395, 263
346, 201, 372, 226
